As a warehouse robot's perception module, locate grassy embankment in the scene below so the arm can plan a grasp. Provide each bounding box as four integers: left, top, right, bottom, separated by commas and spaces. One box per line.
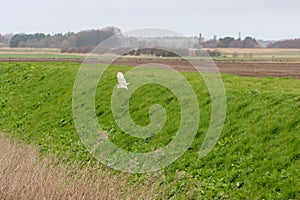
0, 62, 299, 199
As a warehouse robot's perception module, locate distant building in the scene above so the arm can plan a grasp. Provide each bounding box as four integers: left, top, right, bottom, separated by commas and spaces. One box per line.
199, 33, 203, 44
213, 35, 217, 41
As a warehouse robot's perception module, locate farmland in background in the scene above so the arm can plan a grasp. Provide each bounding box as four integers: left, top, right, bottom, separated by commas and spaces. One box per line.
1, 47, 300, 61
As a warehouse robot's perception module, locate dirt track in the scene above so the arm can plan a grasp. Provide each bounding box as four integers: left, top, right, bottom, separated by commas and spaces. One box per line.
1, 58, 300, 79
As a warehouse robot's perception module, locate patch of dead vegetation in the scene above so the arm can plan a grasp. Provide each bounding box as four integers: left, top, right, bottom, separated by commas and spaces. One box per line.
0, 135, 165, 200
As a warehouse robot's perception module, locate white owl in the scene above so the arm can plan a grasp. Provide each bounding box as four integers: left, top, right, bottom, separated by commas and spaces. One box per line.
117, 72, 129, 90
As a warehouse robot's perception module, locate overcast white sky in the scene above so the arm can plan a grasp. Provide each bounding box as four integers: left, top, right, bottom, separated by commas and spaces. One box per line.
1, 0, 299, 40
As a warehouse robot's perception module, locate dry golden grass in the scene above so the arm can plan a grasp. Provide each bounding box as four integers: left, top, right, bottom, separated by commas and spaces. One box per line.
0, 135, 165, 200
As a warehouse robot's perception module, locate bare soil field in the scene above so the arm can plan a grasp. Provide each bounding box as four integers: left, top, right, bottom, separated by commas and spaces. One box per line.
1, 57, 300, 79
216, 61, 300, 79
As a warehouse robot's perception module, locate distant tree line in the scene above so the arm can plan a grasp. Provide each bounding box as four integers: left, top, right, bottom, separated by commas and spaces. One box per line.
200, 36, 300, 49
3, 26, 300, 52
0, 34, 13, 47
200, 36, 261, 48
267, 39, 300, 48
8, 27, 122, 49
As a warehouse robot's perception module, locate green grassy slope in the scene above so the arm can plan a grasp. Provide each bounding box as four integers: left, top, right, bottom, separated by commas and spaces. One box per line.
0, 62, 299, 199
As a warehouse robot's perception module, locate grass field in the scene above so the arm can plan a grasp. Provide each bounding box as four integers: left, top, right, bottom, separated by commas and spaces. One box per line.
0, 47, 60, 53
207, 48, 300, 61
0, 48, 85, 59
0, 53, 86, 59
0, 62, 299, 199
